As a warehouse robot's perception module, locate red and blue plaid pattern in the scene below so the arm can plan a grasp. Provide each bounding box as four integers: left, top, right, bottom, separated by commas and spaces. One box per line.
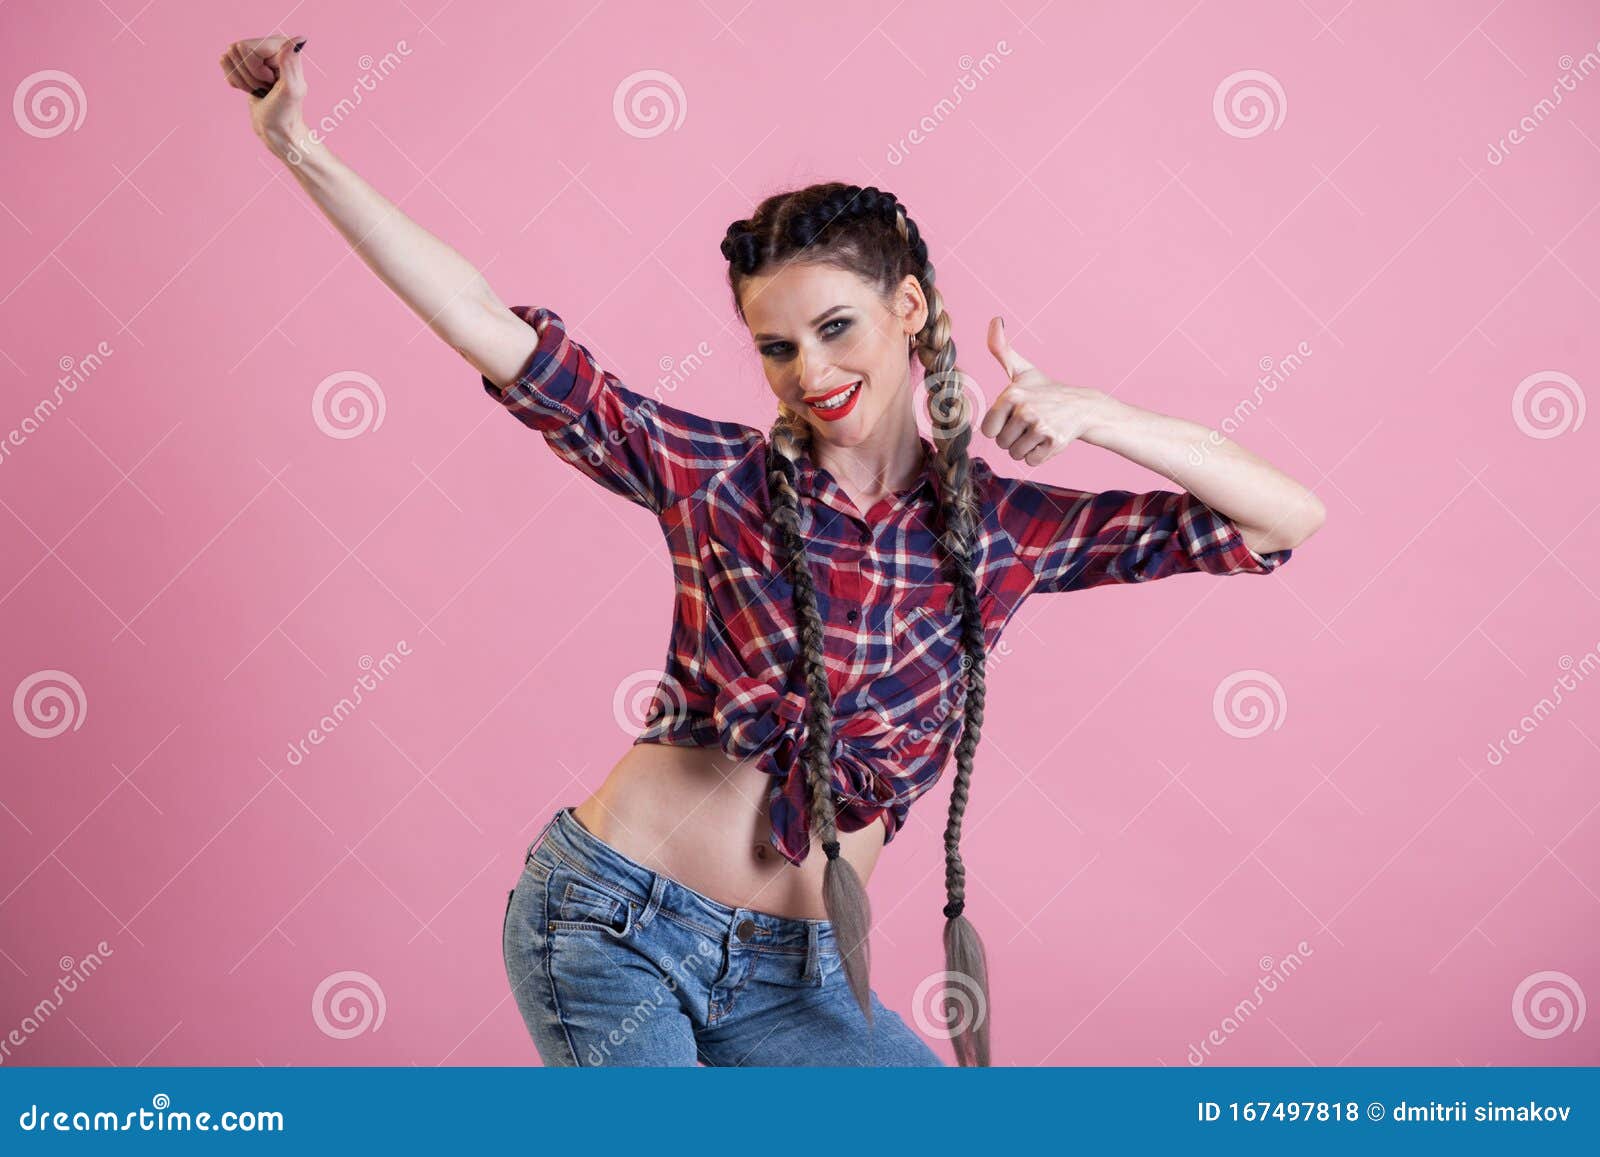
483, 306, 1292, 865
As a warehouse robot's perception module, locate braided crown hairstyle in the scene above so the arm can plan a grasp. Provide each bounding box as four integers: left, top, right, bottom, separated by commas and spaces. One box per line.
720, 182, 992, 1066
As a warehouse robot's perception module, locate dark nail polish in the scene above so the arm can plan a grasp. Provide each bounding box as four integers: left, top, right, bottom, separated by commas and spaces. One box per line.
253, 87, 269, 97
294, 40, 306, 52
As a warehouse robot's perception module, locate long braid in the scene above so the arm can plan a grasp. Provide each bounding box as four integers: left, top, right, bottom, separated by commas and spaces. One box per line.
764, 413, 875, 1025
724, 182, 991, 1062
895, 205, 993, 1069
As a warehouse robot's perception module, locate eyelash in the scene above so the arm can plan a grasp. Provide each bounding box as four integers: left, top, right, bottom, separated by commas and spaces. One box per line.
759, 318, 851, 359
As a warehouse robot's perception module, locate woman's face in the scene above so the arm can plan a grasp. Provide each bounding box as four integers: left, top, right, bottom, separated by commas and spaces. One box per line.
740, 262, 926, 447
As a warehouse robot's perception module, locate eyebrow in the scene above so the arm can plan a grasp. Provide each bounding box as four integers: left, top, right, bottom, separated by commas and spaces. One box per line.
752, 305, 851, 342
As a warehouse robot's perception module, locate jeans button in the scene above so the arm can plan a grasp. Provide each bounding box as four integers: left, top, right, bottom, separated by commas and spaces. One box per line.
735, 918, 757, 942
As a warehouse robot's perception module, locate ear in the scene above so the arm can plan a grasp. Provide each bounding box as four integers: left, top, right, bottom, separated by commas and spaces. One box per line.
895, 273, 928, 337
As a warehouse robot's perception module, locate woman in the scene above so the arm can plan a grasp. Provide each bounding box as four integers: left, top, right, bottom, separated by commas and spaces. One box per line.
220, 35, 1325, 1068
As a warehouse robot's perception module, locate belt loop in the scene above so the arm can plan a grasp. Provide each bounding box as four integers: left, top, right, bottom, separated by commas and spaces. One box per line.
525, 806, 563, 862
805, 922, 820, 981
637, 872, 666, 929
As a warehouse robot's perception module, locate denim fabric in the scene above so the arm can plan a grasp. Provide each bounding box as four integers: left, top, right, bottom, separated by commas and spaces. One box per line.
502, 806, 945, 1067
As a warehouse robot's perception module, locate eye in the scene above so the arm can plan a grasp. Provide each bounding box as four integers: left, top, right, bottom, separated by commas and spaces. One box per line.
759, 317, 852, 359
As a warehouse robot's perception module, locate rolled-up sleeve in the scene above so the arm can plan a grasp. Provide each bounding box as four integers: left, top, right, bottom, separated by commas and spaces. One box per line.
998, 480, 1292, 595
482, 306, 761, 513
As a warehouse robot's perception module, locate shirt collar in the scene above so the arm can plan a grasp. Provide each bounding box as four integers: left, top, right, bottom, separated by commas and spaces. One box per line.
794, 434, 946, 508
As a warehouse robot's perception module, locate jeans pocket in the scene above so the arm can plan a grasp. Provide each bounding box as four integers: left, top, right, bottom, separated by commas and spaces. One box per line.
547, 865, 637, 938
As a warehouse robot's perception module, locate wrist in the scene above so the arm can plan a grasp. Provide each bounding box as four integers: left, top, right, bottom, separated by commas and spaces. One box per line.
261, 122, 316, 166
1081, 391, 1134, 446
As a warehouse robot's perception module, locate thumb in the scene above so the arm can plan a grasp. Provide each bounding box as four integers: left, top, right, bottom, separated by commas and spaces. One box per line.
276, 37, 308, 96
986, 315, 1035, 380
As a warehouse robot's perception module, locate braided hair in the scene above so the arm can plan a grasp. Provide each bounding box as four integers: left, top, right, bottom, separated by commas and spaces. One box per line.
721, 182, 992, 1067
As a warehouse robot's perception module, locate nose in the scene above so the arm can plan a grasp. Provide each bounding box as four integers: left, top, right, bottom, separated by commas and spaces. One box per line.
794, 347, 830, 396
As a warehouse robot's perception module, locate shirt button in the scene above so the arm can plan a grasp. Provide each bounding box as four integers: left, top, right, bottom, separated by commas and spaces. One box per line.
846, 609, 859, 623
858, 528, 872, 545
735, 918, 757, 942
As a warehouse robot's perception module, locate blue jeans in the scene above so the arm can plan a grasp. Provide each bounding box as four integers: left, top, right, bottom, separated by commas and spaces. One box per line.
502, 806, 945, 1067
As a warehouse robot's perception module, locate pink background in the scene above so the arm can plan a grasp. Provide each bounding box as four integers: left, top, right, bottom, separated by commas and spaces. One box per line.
2, 0, 1596, 1067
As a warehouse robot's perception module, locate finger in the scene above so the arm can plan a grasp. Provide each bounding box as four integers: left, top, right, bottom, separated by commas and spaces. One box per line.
985, 315, 1036, 381
1023, 438, 1055, 467
979, 386, 1015, 440
220, 47, 254, 92
1011, 430, 1048, 463
238, 47, 278, 88
994, 408, 1034, 452
265, 37, 307, 101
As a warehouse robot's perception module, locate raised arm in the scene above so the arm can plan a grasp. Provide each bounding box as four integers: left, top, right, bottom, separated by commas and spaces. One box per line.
219, 36, 536, 390
220, 35, 762, 512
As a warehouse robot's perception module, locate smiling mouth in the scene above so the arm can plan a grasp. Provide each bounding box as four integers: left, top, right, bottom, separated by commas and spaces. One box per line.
804, 380, 861, 411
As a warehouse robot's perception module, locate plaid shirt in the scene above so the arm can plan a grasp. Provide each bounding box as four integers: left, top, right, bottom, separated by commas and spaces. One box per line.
483, 306, 1292, 866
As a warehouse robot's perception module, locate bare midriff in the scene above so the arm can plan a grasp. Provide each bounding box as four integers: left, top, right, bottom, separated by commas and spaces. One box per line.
570, 740, 890, 922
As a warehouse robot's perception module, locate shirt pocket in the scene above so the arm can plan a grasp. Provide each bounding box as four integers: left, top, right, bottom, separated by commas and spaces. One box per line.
891, 579, 962, 679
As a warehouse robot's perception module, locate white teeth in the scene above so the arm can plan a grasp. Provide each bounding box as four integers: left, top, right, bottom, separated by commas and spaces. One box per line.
812, 382, 860, 410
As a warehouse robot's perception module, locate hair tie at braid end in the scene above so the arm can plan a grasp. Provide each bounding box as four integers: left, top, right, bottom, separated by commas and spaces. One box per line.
822, 839, 841, 860
943, 899, 965, 920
